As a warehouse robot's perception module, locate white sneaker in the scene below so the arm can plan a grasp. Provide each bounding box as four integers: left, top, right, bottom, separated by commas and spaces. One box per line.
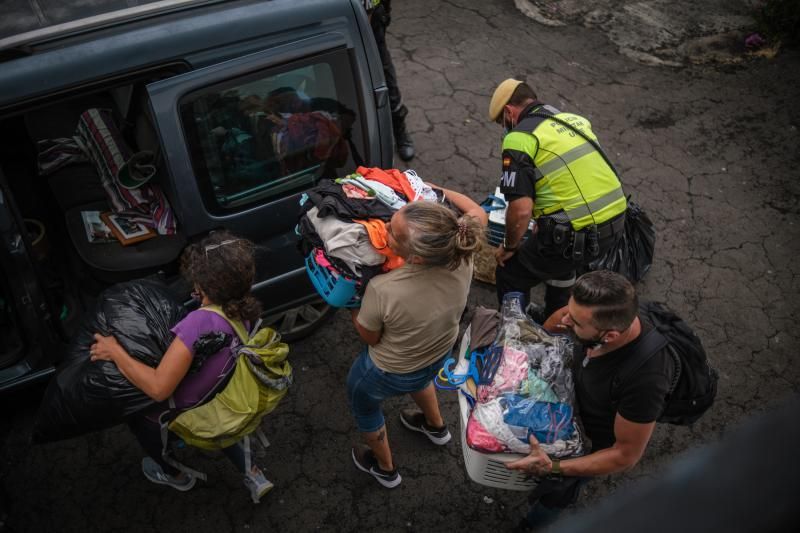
403, 170, 437, 202
244, 467, 274, 503
141, 457, 196, 492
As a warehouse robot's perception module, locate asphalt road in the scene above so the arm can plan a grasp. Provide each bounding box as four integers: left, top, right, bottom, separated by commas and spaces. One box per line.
2, 0, 799, 531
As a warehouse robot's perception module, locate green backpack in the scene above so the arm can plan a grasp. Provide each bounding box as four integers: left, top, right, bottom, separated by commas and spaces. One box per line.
168, 306, 292, 451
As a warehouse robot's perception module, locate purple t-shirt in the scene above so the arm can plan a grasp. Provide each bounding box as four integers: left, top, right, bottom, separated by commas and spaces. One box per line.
170, 309, 241, 410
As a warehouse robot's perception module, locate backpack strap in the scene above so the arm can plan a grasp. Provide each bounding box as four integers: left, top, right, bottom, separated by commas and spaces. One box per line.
159, 305, 247, 430
157, 409, 208, 481
197, 305, 250, 343
610, 328, 669, 401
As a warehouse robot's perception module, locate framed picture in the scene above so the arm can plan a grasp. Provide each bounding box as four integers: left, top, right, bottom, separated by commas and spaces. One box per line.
80, 210, 116, 244
100, 212, 156, 246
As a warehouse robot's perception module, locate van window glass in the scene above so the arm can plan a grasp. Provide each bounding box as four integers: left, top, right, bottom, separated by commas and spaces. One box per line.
179, 50, 365, 211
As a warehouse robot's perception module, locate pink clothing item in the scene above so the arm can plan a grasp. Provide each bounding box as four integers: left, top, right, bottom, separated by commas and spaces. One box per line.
477, 346, 529, 402
342, 183, 372, 199
466, 412, 506, 453
314, 248, 334, 269
314, 248, 356, 279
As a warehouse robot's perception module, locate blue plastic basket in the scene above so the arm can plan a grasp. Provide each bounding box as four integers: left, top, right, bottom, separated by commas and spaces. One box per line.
305, 252, 361, 308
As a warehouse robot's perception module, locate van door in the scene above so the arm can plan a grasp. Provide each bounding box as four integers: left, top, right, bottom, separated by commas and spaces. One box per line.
0, 167, 62, 389
147, 33, 382, 311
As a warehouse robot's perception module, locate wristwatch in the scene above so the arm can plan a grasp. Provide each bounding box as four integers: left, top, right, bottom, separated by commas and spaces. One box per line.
502, 237, 518, 252
547, 459, 562, 480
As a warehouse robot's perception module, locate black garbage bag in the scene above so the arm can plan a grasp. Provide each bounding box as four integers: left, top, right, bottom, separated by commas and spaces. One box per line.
587, 201, 656, 282
32, 279, 187, 444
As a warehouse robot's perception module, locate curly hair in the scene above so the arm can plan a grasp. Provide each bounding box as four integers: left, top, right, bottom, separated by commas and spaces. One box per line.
180, 230, 262, 324
401, 202, 485, 270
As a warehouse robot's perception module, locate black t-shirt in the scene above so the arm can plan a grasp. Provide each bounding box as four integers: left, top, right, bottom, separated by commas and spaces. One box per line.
574, 322, 675, 451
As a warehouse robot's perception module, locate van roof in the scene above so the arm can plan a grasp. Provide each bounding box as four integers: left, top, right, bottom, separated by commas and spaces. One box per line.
0, 0, 367, 112
0, 0, 226, 51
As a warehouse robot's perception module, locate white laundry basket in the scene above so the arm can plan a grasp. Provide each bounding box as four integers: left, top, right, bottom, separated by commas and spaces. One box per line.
485, 188, 534, 247
456, 326, 537, 491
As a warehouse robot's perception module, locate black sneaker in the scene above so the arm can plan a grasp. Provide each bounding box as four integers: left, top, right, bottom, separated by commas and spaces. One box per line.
351, 446, 402, 489
399, 409, 452, 445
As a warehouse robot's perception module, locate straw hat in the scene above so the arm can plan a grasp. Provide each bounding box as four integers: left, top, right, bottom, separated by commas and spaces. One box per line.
488, 78, 523, 122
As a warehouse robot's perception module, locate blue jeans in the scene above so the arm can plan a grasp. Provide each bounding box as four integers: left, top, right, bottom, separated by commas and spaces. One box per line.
346, 348, 449, 432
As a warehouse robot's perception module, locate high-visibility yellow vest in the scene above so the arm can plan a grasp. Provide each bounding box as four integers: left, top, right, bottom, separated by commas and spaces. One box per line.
502, 106, 626, 230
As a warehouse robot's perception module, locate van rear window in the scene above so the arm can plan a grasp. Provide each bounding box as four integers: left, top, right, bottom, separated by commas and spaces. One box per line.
179, 50, 365, 212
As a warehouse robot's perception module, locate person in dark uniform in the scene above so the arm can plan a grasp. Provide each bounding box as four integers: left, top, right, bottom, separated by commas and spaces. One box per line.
489, 79, 627, 317
506, 270, 676, 530
362, 0, 415, 161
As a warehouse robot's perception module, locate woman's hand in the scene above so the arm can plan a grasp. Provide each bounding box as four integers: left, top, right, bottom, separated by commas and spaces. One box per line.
90, 333, 125, 362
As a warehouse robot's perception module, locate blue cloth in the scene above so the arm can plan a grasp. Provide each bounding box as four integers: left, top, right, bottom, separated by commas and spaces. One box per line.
346, 348, 449, 432
501, 394, 574, 443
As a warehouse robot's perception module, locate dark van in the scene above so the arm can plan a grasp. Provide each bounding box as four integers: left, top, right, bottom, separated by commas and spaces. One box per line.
0, 0, 393, 391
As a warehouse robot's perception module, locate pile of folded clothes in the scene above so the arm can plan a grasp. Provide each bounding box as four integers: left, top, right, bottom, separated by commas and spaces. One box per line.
443, 297, 585, 459
298, 167, 447, 303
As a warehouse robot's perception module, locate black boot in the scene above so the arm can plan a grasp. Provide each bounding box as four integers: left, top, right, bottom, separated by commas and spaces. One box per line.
392, 104, 415, 161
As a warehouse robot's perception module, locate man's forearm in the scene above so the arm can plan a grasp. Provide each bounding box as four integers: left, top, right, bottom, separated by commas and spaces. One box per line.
504, 198, 533, 247
560, 445, 640, 477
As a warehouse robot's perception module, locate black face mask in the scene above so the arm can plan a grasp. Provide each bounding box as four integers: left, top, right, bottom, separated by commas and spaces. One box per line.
502, 112, 512, 136
572, 330, 607, 350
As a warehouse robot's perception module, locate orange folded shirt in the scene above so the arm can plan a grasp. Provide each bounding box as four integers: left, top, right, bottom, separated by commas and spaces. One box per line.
353, 218, 405, 271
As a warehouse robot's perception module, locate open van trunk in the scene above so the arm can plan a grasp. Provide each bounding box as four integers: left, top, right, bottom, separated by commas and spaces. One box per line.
0, 68, 192, 374
0, 164, 65, 386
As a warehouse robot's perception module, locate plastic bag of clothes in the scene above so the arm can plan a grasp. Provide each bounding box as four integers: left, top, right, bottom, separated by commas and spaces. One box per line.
465, 292, 585, 458
587, 201, 655, 282
32, 280, 186, 443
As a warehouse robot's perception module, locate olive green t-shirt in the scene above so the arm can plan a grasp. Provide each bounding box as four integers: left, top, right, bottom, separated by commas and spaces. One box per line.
357, 260, 473, 374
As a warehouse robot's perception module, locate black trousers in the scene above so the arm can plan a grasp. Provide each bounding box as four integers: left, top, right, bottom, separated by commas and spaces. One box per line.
127, 413, 245, 476
531, 476, 588, 509
370, 3, 403, 115
496, 228, 621, 318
